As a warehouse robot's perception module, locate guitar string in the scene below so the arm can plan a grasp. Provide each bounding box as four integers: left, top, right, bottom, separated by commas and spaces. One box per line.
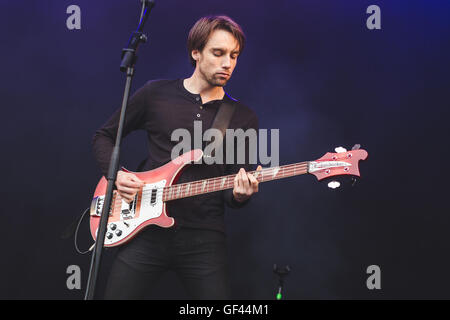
95, 156, 358, 216
129, 163, 308, 195
103, 164, 311, 213
104, 163, 311, 205
113, 162, 308, 193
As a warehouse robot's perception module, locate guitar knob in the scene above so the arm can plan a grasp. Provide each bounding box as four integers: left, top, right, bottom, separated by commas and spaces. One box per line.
109, 223, 117, 230
115, 230, 122, 237
334, 147, 347, 153
327, 181, 341, 189
106, 232, 113, 239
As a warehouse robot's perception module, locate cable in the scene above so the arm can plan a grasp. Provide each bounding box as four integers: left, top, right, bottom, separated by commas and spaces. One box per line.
74, 207, 94, 255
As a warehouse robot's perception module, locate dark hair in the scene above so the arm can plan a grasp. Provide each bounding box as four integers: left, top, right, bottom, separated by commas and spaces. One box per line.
187, 15, 245, 67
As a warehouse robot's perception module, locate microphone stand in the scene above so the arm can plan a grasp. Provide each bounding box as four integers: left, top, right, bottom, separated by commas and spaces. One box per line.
273, 264, 290, 300
84, 0, 156, 300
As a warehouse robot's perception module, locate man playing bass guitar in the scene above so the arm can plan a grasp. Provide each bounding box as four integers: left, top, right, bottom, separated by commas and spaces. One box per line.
92, 15, 261, 299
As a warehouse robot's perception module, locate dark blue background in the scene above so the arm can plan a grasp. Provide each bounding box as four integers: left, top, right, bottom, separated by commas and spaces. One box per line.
1, 0, 449, 299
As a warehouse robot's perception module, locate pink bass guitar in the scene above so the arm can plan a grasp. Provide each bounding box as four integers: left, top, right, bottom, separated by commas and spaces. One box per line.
90, 147, 368, 247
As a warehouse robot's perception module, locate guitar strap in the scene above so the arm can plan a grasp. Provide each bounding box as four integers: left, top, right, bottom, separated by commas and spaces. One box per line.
203, 100, 236, 158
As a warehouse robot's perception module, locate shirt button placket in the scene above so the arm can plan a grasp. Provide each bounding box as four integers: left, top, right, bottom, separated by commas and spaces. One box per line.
195, 97, 201, 119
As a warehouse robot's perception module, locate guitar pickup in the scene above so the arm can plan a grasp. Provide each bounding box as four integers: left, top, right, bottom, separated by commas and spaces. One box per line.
150, 189, 157, 206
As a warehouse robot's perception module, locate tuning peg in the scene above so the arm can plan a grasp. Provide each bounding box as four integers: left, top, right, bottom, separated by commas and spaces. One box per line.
334, 146, 347, 153
327, 181, 341, 189
351, 144, 361, 150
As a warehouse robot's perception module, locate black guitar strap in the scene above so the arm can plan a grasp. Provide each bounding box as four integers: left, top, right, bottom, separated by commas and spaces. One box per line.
203, 100, 236, 158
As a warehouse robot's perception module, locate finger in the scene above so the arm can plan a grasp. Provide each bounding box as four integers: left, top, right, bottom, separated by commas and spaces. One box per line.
130, 175, 145, 185
118, 192, 134, 203
256, 165, 262, 171
117, 172, 144, 186
118, 186, 140, 194
250, 177, 259, 192
120, 179, 144, 189
235, 172, 241, 189
248, 173, 258, 187
233, 175, 240, 197
240, 169, 250, 190
248, 169, 258, 181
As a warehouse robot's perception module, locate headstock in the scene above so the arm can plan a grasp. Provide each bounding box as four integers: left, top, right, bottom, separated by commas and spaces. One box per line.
308, 145, 368, 181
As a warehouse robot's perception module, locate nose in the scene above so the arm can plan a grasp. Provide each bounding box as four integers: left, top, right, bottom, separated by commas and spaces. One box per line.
221, 56, 231, 69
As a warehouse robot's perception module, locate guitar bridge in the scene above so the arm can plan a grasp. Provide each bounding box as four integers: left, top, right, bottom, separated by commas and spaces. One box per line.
120, 198, 136, 220
90, 196, 112, 217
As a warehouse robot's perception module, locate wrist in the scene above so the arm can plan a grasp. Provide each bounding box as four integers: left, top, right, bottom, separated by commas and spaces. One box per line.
232, 190, 248, 203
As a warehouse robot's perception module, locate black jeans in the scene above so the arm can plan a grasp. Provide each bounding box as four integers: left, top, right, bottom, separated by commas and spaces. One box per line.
104, 225, 230, 300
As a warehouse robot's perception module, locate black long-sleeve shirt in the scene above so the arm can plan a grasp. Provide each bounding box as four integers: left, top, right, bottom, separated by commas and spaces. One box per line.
92, 79, 258, 234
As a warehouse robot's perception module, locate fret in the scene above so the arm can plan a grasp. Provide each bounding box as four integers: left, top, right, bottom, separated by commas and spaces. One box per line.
186, 183, 191, 196
195, 181, 201, 195
201, 180, 207, 192
272, 167, 280, 179
221, 177, 227, 188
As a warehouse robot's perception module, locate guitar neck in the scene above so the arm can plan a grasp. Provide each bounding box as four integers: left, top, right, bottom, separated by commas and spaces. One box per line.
163, 161, 310, 202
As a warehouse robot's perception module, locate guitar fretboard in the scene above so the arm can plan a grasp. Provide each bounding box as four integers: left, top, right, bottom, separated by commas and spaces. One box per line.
161, 161, 309, 201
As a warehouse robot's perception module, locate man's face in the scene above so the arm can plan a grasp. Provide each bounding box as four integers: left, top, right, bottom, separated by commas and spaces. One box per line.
192, 29, 240, 87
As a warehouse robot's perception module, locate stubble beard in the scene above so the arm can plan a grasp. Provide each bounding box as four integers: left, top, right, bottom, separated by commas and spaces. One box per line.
209, 76, 228, 87
200, 67, 229, 88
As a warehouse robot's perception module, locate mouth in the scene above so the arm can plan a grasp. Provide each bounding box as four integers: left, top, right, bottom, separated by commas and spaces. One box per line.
216, 72, 230, 77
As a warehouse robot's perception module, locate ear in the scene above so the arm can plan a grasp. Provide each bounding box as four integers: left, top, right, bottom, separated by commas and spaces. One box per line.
191, 49, 200, 64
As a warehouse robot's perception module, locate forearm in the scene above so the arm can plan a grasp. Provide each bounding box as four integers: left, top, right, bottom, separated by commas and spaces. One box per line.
91, 83, 149, 176
92, 129, 116, 177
